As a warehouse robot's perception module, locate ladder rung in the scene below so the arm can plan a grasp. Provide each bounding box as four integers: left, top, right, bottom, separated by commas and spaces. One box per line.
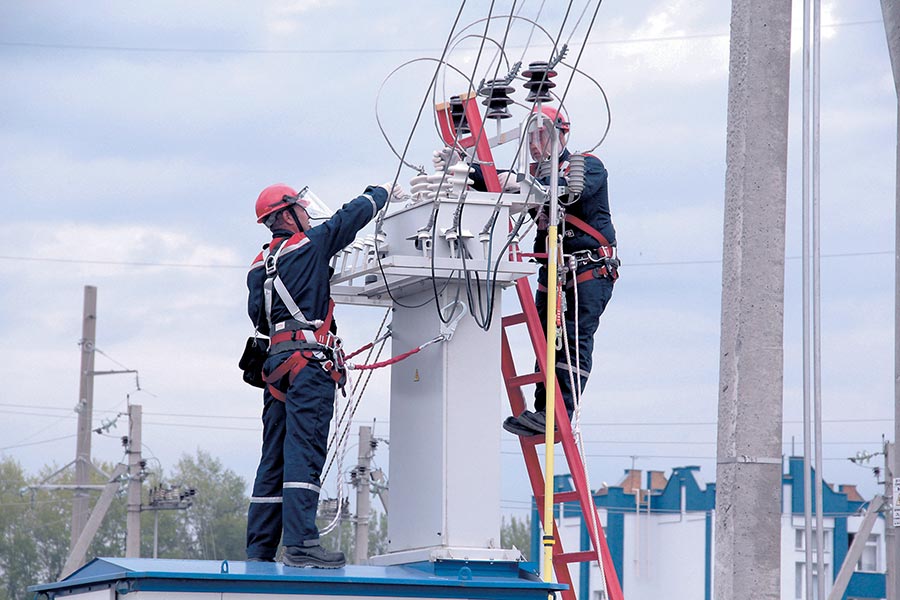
520, 434, 562, 447
553, 491, 580, 503
534, 490, 581, 505
502, 313, 527, 327
508, 372, 544, 387
554, 551, 598, 564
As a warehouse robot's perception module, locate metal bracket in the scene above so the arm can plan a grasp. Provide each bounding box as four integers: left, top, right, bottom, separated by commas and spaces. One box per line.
717, 455, 782, 465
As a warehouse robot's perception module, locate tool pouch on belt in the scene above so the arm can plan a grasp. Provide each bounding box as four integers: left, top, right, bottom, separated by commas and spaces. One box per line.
239, 336, 270, 389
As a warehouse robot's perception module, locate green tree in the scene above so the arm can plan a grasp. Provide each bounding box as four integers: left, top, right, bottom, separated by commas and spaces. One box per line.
501, 514, 532, 560
0, 457, 41, 600
169, 449, 248, 560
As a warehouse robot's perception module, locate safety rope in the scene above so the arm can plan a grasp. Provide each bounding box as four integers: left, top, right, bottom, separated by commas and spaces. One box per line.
558, 250, 608, 594
347, 335, 444, 371
321, 308, 391, 483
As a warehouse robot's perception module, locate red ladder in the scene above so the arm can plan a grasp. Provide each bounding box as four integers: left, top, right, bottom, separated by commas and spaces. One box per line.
501, 276, 624, 600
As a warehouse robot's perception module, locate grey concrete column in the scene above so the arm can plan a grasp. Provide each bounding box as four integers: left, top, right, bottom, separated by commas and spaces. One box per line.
71, 285, 97, 552
882, 4, 900, 599
715, 2, 792, 600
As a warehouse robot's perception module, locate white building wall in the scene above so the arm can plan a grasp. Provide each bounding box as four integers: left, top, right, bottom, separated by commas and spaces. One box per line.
621, 511, 707, 600
552, 483, 882, 600
780, 514, 834, 600
555, 508, 707, 600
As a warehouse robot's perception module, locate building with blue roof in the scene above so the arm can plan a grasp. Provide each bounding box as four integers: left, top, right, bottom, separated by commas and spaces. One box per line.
541, 457, 884, 600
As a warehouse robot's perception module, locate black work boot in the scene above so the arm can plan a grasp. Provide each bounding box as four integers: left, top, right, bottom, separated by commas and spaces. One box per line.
502, 414, 542, 437
282, 544, 346, 569
517, 410, 566, 435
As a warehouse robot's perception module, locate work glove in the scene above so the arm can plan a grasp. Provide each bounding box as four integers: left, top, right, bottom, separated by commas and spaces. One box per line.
432, 147, 461, 172
378, 182, 406, 202
499, 171, 520, 193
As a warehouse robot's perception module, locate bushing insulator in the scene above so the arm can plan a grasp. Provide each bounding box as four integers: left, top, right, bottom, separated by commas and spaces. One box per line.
449, 95, 471, 135
522, 61, 557, 103
479, 79, 516, 120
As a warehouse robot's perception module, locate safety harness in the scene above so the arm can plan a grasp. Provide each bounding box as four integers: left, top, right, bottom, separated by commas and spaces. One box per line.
535, 213, 620, 293
564, 214, 620, 284
261, 235, 346, 401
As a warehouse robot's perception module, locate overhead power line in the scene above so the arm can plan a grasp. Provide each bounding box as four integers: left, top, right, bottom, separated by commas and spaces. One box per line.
0, 433, 77, 452
0, 20, 881, 56
0, 249, 893, 271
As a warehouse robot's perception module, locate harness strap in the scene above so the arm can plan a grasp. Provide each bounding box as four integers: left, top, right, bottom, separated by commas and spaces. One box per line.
270, 299, 337, 353
264, 351, 310, 401
536, 264, 617, 293
264, 298, 345, 400
263, 234, 320, 333
564, 214, 613, 248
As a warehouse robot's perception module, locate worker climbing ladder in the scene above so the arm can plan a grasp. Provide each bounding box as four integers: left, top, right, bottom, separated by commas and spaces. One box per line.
434, 88, 622, 598
501, 276, 624, 600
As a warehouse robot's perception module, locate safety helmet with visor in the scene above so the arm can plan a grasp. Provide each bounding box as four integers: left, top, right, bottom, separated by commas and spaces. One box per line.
528, 106, 570, 161
255, 183, 334, 225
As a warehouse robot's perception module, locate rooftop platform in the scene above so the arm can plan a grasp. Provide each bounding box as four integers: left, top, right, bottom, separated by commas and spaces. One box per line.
30, 557, 564, 599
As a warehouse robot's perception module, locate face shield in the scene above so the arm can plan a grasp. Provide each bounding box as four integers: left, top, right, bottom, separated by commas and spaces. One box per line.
527, 111, 569, 162
296, 187, 334, 221
528, 120, 555, 162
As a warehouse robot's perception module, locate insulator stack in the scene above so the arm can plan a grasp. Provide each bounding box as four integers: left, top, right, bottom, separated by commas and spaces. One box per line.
566, 154, 586, 196
479, 79, 516, 120
522, 62, 557, 103
536, 159, 554, 180
409, 173, 432, 203
449, 95, 470, 135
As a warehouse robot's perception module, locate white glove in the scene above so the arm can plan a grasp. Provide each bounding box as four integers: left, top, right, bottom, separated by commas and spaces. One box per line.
432, 147, 461, 172
378, 182, 406, 202
499, 171, 520, 193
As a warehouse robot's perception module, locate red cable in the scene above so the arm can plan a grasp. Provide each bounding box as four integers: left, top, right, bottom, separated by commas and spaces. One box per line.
349, 345, 426, 371
343, 341, 374, 361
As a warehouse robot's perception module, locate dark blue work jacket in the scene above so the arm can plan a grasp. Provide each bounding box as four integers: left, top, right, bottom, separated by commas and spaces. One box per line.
247, 187, 388, 335
533, 148, 616, 257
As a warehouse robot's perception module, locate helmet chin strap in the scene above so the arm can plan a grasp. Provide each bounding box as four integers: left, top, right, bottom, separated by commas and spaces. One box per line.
288, 206, 305, 233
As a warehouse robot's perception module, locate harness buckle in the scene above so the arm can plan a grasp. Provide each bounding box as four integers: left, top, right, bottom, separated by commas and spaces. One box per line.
264, 253, 277, 277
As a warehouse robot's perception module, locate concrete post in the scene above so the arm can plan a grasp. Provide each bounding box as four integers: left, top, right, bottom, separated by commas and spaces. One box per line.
125, 404, 142, 557
881, 4, 900, 598
61, 463, 128, 578
715, 2, 792, 600
354, 426, 373, 565
70, 285, 97, 552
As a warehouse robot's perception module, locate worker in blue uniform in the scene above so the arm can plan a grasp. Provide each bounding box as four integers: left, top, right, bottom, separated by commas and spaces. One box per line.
497, 107, 619, 436
245, 181, 397, 567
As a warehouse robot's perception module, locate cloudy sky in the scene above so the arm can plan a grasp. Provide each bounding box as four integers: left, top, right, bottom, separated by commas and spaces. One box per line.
0, 0, 896, 524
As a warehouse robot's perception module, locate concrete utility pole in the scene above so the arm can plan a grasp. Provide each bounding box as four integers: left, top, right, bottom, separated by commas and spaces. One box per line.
61, 463, 128, 578
125, 404, 143, 557
715, 1, 792, 599
354, 426, 373, 565
882, 3, 900, 599
886, 442, 897, 600
71, 285, 98, 551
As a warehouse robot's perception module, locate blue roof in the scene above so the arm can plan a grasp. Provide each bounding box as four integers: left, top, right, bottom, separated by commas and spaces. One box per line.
30, 557, 565, 598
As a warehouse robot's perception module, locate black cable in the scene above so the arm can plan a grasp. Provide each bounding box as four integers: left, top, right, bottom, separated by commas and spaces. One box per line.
371, 0, 469, 311
476, 0, 577, 330
452, 1, 518, 329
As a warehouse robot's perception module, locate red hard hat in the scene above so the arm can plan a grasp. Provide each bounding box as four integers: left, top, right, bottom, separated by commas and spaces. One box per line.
533, 106, 570, 133
255, 183, 308, 223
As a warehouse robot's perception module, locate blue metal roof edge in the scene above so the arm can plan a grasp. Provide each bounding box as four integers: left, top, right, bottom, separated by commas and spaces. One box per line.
30, 557, 566, 595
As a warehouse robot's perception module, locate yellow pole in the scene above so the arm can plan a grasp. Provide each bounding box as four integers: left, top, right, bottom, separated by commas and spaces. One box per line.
542, 124, 561, 586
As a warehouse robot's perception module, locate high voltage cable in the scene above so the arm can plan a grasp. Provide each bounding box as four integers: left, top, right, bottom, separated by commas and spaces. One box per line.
0, 404, 893, 426
0, 409, 887, 447
0, 434, 77, 451
0, 249, 892, 271
0, 20, 881, 56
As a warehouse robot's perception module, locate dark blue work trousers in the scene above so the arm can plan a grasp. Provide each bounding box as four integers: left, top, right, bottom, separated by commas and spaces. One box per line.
533, 272, 614, 416
246, 352, 337, 559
